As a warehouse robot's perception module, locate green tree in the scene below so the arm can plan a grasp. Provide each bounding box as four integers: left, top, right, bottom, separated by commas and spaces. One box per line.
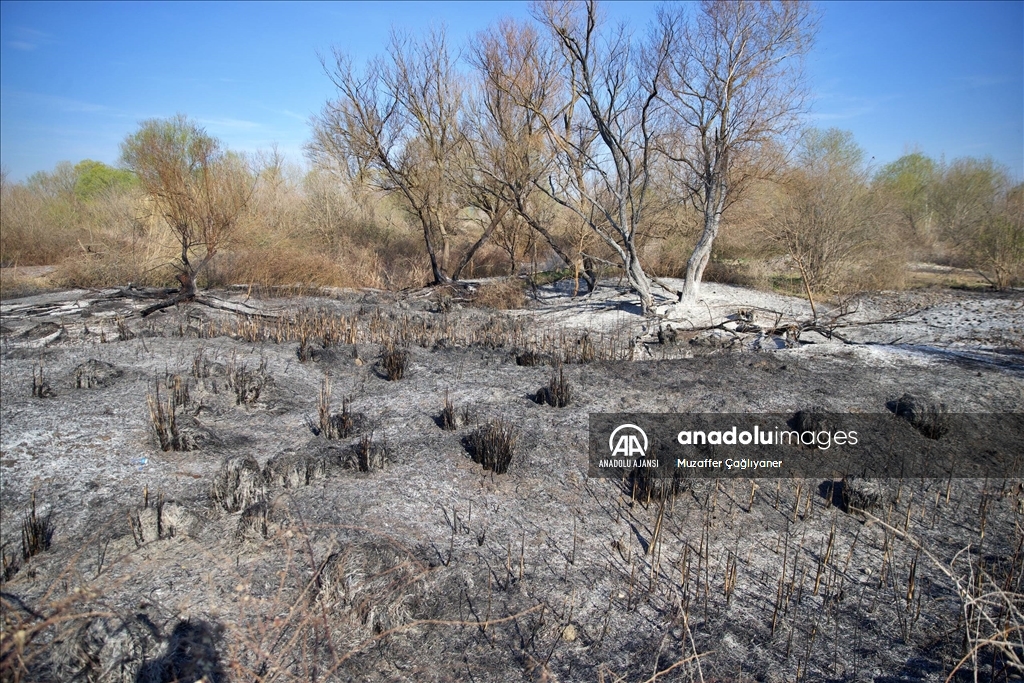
73, 160, 137, 201
934, 157, 1022, 288
121, 115, 254, 314
764, 128, 883, 314
872, 153, 937, 241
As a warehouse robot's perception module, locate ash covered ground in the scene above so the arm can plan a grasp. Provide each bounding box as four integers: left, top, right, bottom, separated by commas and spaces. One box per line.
1, 280, 1022, 682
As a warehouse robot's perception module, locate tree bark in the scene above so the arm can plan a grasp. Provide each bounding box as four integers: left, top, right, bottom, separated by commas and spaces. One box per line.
681, 189, 725, 302
625, 247, 654, 314
421, 218, 450, 285
140, 273, 198, 317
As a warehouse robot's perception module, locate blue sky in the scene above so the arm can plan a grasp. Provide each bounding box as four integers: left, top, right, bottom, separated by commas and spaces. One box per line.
1, 1, 1021, 182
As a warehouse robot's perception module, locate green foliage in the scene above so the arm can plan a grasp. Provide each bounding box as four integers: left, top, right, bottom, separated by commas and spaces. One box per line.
765, 127, 896, 296
875, 153, 936, 197
873, 152, 939, 251
797, 128, 867, 178
933, 157, 1007, 242
73, 160, 136, 201
121, 114, 220, 197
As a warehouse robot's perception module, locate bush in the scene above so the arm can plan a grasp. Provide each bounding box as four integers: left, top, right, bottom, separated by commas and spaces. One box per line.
380, 346, 408, 381
465, 418, 517, 474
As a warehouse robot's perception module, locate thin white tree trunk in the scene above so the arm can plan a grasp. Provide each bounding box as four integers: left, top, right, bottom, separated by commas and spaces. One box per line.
682, 218, 719, 301
681, 187, 725, 302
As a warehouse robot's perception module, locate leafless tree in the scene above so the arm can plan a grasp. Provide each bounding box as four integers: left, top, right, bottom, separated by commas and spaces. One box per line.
309, 28, 468, 285
120, 114, 254, 315
497, 0, 676, 314
465, 18, 586, 284
661, 0, 816, 302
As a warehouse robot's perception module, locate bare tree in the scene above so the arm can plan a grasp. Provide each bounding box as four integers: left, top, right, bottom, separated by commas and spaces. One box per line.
662, 0, 816, 302
121, 115, 254, 315
310, 28, 467, 285
497, 0, 676, 314
467, 18, 588, 284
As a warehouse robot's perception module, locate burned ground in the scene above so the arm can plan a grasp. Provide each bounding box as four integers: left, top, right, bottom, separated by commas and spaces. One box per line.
1, 281, 1022, 682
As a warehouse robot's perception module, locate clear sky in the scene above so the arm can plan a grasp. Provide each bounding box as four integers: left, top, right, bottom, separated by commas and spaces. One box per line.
1, 1, 1021, 182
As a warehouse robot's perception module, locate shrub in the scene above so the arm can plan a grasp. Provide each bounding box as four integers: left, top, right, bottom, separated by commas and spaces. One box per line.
535, 367, 572, 407
380, 346, 408, 381
466, 418, 517, 474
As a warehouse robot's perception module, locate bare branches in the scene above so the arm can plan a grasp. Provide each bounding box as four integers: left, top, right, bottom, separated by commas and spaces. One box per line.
120, 115, 255, 311
661, 0, 817, 302
310, 28, 466, 285
510, 0, 678, 313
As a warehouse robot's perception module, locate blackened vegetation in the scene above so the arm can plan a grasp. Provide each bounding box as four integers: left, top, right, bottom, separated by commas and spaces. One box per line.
380, 345, 409, 381
147, 382, 198, 452
437, 390, 474, 431
263, 449, 329, 489
73, 359, 123, 389
515, 350, 551, 367
625, 467, 688, 505
356, 434, 387, 472
21, 493, 54, 561
790, 406, 833, 436
237, 501, 271, 541
836, 476, 886, 514
1, 549, 19, 583
315, 376, 359, 439
535, 367, 573, 407
465, 419, 517, 474
227, 356, 268, 405
889, 393, 950, 439
30, 361, 55, 398
128, 493, 197, 546
211, 455, 266, 513
439, 391, 459, 430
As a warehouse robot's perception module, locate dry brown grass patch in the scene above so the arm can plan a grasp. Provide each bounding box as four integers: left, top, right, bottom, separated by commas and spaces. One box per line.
469, 279, 527, 310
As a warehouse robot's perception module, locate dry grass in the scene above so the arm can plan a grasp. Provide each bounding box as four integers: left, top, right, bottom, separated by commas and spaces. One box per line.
379, 345, 408, 381
466, 418, 518, 474
469, 278, 527, 310
211, 305, 635, 368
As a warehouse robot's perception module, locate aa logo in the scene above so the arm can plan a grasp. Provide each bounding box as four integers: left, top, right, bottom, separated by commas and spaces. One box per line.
609, 424, 648, 458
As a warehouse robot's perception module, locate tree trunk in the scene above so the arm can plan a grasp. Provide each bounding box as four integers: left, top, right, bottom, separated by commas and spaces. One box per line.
439, 223, 451, 273
581, 254, 597, 294
421, 219, 450, 285
625, 245, 654, 314
452, 205, 509, 280
681, 190, 725, 302
140, 272, 198, 317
